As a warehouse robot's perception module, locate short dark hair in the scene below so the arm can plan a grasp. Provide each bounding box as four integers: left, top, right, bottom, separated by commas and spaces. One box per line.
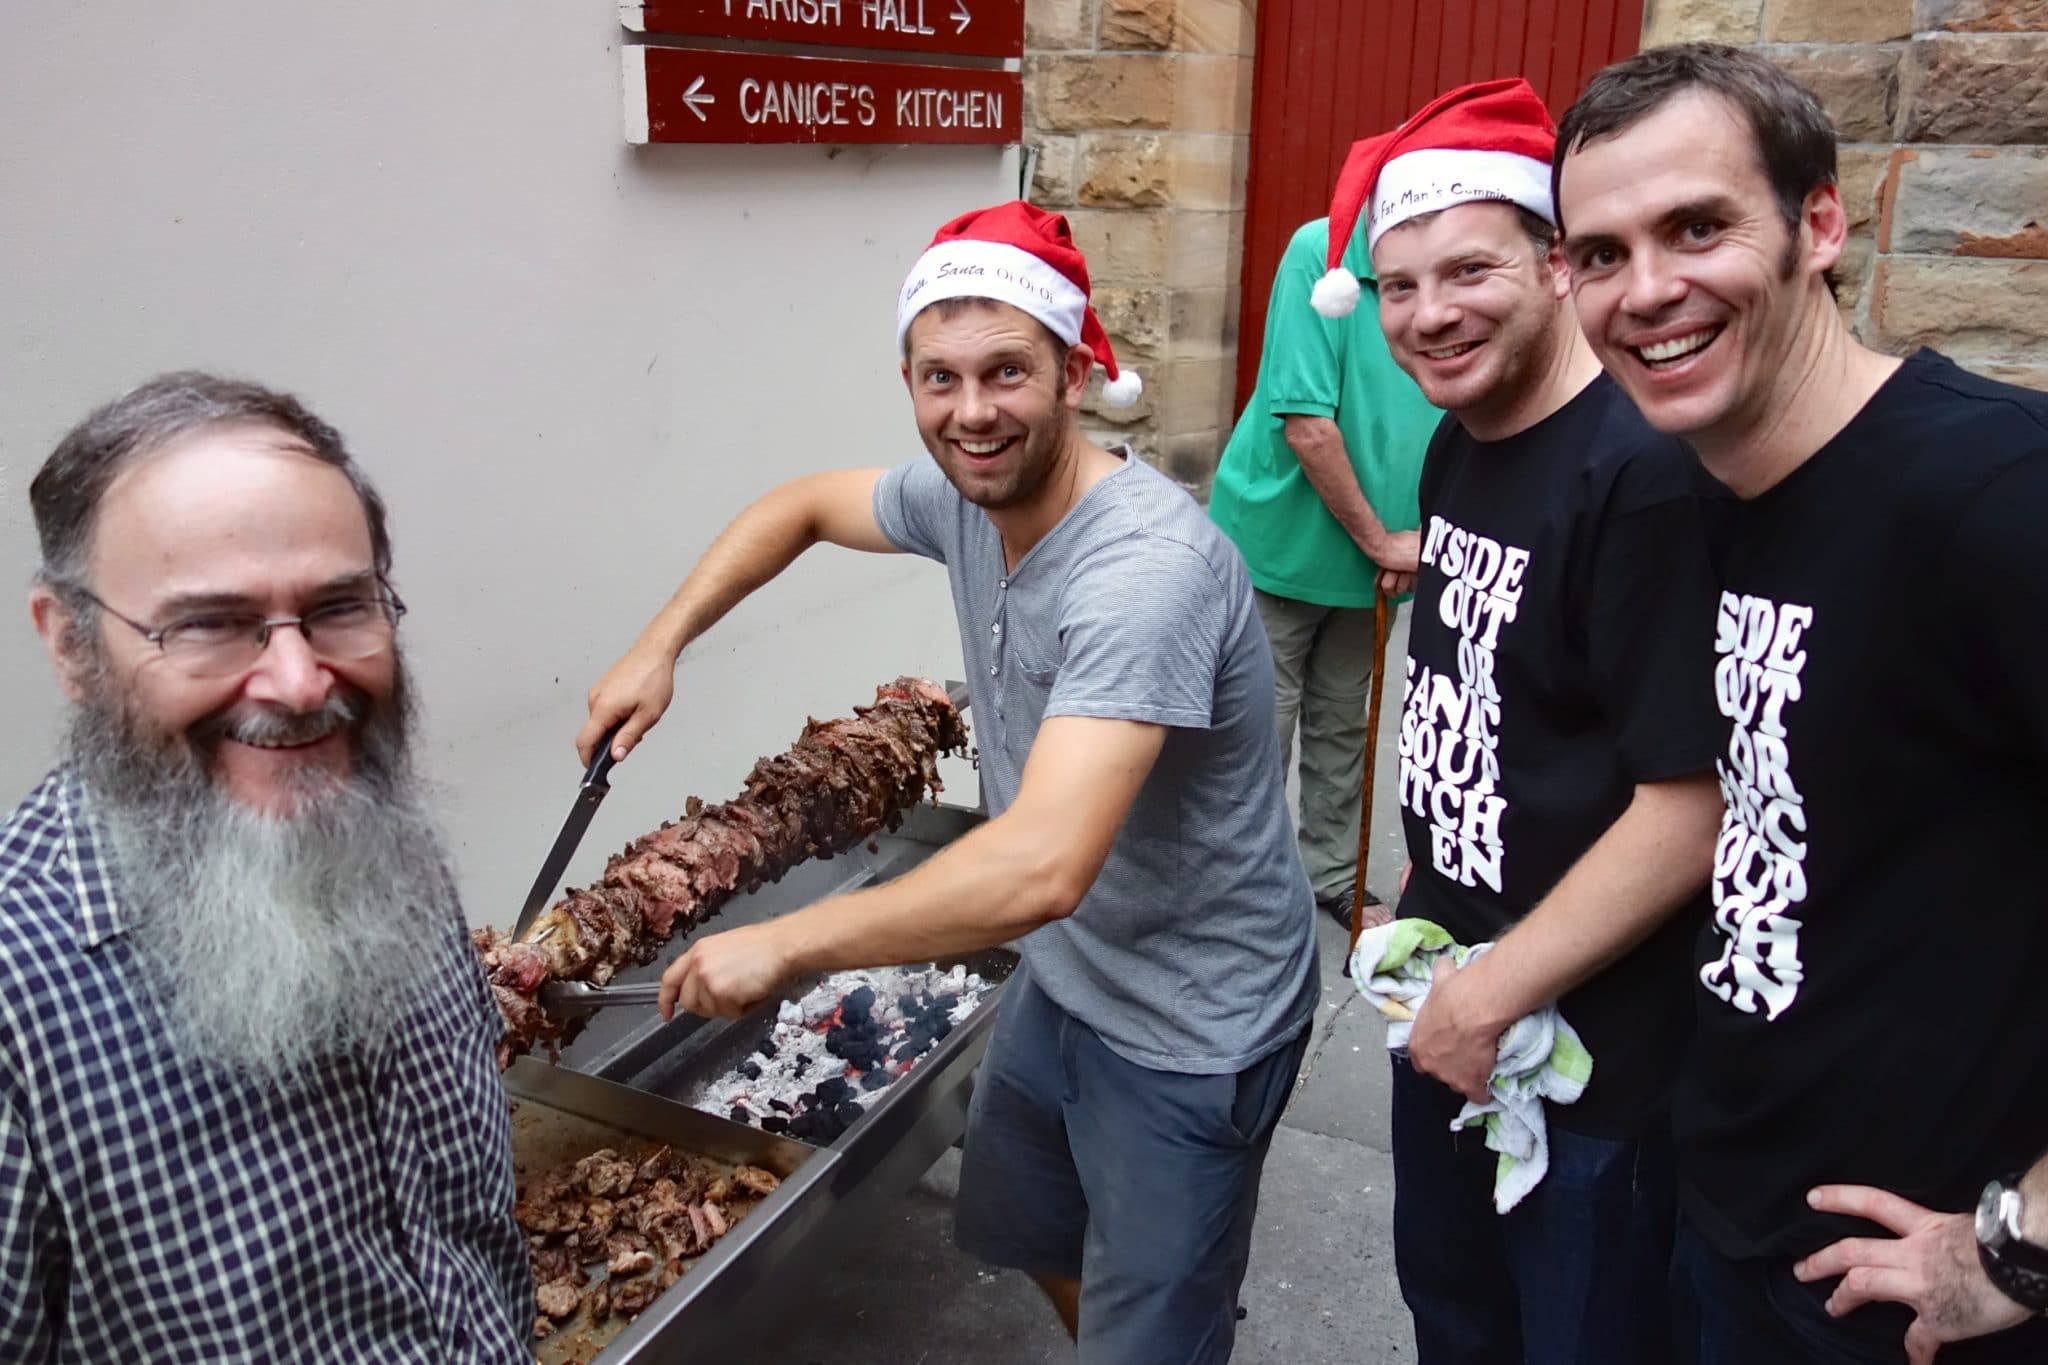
1554, 43, 1838, 237
31, 372, 394, 599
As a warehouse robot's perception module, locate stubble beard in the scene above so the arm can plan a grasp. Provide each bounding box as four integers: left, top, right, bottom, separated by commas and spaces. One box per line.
65, 655, 460, 1087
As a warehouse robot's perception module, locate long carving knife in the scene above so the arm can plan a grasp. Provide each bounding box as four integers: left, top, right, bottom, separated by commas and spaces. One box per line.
512, 723, 624, 941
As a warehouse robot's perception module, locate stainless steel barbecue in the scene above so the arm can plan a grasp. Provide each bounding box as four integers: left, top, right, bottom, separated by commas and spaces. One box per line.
509, 753, 1011, 1362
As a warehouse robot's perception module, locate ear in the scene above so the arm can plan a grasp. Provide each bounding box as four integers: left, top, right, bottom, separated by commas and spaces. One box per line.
1544, 232, 1572, 303
1063, 342, 1095, 409
29, 586, 95, 703
900, 359, 914, 395
1800, 181, 1847, 279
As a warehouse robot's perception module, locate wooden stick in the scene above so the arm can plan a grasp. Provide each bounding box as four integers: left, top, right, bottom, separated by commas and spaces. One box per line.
1349, 586, 1394, 955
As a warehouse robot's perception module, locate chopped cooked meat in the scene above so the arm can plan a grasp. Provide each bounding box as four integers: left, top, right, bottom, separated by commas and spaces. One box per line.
535, 1278, 583, 1319
476, 678, 969, 1065
731, 1165, 780, 1197
516, 1137, 772, 1340
608, 1248, 656, 1278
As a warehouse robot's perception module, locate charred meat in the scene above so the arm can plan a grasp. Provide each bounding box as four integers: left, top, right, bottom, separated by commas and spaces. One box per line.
476, 678, 969, 1065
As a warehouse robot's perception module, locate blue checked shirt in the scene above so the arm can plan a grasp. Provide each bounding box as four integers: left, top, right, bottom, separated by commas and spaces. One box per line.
0, 771, 535, 1363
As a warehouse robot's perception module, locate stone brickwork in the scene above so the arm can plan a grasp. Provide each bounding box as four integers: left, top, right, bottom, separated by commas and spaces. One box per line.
1023, 0, 1257, 494
1643, 0, 2048, 390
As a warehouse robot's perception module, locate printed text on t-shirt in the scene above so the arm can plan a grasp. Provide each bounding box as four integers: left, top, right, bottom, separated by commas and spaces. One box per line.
1702, 591, 1810, 1020
1399, 516, 1527, 893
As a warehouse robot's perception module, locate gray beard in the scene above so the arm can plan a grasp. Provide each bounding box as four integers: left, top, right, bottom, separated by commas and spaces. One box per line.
64, 670, 460, 1086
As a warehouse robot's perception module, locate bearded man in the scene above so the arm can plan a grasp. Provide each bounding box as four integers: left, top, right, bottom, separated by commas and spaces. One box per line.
1, 372, 533, 1362
582, 201, 1317, 1364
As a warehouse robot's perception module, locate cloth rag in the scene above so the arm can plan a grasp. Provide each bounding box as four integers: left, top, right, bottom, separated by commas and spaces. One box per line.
1349, 918, 1594, 1212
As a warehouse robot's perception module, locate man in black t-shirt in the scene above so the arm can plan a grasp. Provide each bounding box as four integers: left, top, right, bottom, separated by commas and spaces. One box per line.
1310, 80, 1727, 1364
1557, 44, 2048, 1365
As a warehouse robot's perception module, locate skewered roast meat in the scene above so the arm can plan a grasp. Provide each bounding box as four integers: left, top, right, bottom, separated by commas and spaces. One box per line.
475, 677, 969, 1066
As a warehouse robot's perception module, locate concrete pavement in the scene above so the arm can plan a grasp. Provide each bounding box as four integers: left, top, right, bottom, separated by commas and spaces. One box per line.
758, 615, 1417, 1364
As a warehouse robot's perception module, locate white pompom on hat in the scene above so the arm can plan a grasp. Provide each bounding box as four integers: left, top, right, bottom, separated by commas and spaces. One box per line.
1312, 78, 1560, 319
897, 200, 1142, 408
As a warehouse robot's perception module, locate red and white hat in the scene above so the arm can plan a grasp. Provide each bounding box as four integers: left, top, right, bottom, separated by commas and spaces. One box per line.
1310, 78, 1558, 319
896, 200, 1143, 408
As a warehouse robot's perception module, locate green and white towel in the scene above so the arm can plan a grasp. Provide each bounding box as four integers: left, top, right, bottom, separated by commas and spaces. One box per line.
1349, 919, 1595, 1213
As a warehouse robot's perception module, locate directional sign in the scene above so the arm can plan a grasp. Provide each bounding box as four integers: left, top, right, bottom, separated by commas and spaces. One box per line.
625, 46, 1021, 145
621, 0, 1024, 60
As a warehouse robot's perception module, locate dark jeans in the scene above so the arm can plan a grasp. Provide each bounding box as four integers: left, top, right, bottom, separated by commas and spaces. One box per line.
1390, 1053, 1676, 1365
1671, 1211, 2048, 1365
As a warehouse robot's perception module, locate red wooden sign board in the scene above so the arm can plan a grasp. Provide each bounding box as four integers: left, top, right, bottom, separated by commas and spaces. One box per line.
626, 46, 1021, 145
622, 0, 1025, 59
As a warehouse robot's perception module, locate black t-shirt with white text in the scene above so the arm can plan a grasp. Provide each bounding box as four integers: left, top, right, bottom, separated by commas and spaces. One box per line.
1395, 373, 1726, 1137
1678, 351, 2048, 1278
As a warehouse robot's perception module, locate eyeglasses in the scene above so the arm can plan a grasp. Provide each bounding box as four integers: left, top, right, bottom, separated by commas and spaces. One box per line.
74, 583, 407, 679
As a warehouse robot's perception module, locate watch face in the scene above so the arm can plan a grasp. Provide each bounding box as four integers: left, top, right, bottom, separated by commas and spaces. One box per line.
1980, 1180, 2007, 1248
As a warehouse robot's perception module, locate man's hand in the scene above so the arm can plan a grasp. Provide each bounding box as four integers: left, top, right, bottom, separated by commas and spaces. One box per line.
658, 920, 797, 1020
1370, 528, 1422, 576
1406, 957, 1506, 1104
579, 640, 678, 765
1794, 1185, 2033, 1365
1379, 568, 1416, 597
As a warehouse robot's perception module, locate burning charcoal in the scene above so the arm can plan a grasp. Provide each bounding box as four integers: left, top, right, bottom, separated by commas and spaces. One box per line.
767, 1098, 793, 1115
728, 1104, 749, 1124
898, 993, 918, 1014
842, 985, 877, 1018
760, 1116, 789, 1134
859, 1069, 891, 1093
933, 993, 959, 1013
835, 1099, 865, 1128
892, 1038, 928, 1065
813, 1076, 852, 1105
791, 1055, 811, 1077
757, 1038, 779, 1059
737, 1061, 762, 1081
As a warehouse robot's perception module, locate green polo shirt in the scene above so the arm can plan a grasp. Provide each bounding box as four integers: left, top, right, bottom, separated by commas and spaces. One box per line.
1210, 216, 1441, 609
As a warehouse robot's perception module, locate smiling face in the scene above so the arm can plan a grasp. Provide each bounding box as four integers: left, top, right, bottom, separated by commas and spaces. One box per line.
43, 423, 399, 815
901, 299, 1091, 512
1371, 201, 1572, 434
1557, 90, 1845, 445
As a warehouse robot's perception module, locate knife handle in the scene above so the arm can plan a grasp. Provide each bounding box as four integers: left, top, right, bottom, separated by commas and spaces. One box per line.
584, 721, 625, 789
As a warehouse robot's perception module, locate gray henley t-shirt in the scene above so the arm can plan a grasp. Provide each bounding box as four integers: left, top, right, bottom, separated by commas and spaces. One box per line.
875, 451, 1318, 1074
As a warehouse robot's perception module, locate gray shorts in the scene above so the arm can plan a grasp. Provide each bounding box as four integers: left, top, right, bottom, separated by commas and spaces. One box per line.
954, 965, 1310, 1365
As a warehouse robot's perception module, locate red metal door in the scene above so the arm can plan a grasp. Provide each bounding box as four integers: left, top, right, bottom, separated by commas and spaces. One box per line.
1235, 0, 1645, 409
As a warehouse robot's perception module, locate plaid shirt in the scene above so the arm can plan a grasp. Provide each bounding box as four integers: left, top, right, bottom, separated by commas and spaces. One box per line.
0, 770, 534, 1363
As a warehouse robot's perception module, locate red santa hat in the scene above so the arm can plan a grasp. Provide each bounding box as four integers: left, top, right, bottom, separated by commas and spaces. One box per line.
896, 200, 1143, 408
1310, 78, 1558, 319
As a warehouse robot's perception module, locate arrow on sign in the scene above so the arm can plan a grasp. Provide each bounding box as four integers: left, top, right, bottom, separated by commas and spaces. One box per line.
951, 0, 971, 33
682, 74, 715, 121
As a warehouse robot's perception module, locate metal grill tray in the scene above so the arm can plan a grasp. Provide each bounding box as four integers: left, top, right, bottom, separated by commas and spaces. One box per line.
521, 801, 1018, 1363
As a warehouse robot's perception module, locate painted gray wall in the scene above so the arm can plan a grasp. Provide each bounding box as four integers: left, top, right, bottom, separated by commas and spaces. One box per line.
0, 2, 1010, 925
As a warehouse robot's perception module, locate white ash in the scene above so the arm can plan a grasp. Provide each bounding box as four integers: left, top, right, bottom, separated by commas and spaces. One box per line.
685, 963, 989, 1143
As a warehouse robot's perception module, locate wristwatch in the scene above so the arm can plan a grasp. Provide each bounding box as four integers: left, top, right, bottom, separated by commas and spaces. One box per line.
1976, 1176, 2048, 1313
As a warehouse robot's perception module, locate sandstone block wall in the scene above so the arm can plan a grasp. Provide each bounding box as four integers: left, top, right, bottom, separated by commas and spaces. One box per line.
1023, 0, 1257, 494
1644, 0, 2048, 390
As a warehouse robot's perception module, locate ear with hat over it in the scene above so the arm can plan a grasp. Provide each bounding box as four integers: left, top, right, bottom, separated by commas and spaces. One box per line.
1311, 131, 1395, 319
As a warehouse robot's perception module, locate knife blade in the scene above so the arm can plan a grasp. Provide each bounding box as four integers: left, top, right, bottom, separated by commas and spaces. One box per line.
511, 722, 624, 941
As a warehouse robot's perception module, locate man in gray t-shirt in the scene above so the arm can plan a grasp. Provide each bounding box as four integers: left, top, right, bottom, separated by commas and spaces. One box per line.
584, 201, 1316, 1363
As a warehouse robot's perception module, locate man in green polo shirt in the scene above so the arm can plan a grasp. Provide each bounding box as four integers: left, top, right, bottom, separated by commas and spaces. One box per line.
1210, 215, 1440, 929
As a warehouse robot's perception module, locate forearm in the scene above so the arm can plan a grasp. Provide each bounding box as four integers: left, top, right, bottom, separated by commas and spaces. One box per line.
1455, 773, 1723, 1028
1285, 415, 1396, 558
2022, 1152, 2048, 1242
776, 809, 1081, 974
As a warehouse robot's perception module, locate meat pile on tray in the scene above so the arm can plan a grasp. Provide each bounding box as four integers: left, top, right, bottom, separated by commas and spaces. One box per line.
687, 964, 993, 1144
517, 1140, 780, 1342
475, 677, 970, 1066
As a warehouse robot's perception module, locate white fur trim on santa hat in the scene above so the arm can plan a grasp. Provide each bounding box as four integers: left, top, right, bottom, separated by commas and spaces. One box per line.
1099, 367, 1143, 407
1310, 266, 1363, 319
1368, 147, 1555, 249
896, 239, 1090, 352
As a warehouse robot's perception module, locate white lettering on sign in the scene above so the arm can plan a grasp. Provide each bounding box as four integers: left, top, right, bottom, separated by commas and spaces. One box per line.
732, 0, 847, 21
861, 0, 935, 33
738, 78, 880, 127
894, 86, 1002, 129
